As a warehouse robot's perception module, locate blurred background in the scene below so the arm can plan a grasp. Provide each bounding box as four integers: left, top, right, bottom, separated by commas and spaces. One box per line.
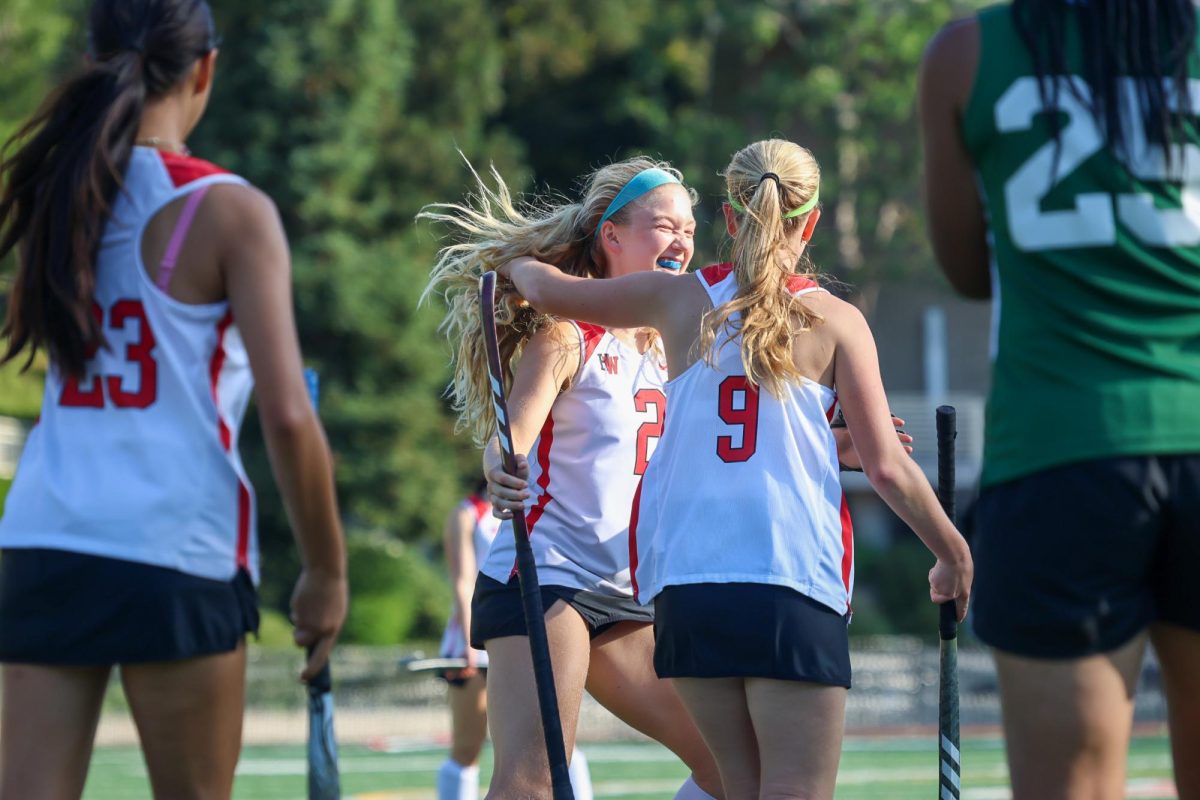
0, 1, 1170, 774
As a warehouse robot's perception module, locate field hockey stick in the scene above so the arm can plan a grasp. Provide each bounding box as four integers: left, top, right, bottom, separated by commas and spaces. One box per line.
935, 404, 960, 800
304, 368, 341, 800
398, 655, 470, 675
479, 271, 574, 799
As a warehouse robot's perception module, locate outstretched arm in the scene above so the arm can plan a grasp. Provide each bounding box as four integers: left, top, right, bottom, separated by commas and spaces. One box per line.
220, 184, 347, 681
443, 503, 480, 677
831, 301, 972, 620
501, 257, 675, 332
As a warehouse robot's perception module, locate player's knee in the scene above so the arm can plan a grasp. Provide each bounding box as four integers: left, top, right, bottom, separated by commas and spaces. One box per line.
487, 762, 553, 800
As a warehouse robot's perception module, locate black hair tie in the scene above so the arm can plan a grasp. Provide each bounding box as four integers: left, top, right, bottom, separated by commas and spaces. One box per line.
118, 29, 149, 54
758, 172, 782, 189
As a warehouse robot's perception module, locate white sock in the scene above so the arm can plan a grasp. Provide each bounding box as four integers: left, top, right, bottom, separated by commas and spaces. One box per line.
436, 757, 479, 800
568, 747, 593, 800
673, 774, 718, 800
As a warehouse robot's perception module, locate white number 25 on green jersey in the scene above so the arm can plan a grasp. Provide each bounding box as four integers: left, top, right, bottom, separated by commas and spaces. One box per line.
996, 76, 1200, 251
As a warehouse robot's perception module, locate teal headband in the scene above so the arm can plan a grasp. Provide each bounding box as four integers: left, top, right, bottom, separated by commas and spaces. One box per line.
594, 168, 681, 238
727, 187, 820, 219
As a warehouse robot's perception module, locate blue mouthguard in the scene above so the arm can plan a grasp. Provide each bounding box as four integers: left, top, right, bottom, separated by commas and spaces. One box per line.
656, 258, 683, 271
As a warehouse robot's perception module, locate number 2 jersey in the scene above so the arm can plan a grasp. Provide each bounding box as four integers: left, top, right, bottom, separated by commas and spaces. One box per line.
630, 264, 854, 616
964, 4, 1200, 486
478, 322, 667, 597
0, 147, 258, 583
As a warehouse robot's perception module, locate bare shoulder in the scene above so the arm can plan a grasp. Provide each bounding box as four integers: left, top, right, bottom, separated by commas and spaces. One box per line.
206, 183, 284, 240
531, 318, 583, 351
920, 16, 980, 108
803, 290, 861, 321
521, 318, 583, 387
804, 291, 871, 339
923, 16, 980, 70
450, 502, 476, 532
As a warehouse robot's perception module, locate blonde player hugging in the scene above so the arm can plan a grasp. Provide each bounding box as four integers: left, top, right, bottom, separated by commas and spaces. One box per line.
422, 157, 725, 799
498, 138, 973, 800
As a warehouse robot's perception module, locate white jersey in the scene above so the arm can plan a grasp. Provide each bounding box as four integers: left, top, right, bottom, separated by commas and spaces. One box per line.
0, 147, 259, 582
480, 322, 668, 596
631, 263, 854, 615
439, 494, 501, 664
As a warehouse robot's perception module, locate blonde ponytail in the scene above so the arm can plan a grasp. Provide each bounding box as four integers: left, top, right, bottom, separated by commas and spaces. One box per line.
698, 139, 822, 397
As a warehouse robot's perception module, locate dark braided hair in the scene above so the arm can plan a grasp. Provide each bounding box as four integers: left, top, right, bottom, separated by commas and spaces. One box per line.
0, 0, 219, 377
1012, 0, 1197, 160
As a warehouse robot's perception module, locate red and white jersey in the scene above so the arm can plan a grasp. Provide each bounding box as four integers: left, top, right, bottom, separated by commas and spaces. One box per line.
631, 263, 854, 614
439, 494, 501, 663
479, 322, 668, 596
0, 147, 259, 582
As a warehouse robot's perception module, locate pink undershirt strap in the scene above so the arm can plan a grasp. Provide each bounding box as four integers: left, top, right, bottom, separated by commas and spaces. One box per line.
155, 185, 210, 292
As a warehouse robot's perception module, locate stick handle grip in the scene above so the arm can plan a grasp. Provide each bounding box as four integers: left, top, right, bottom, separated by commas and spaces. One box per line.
935, 405, 956, 523
935, 405, 958, 641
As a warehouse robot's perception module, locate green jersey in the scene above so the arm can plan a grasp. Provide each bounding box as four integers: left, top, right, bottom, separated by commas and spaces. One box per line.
963, 3, 1200, 486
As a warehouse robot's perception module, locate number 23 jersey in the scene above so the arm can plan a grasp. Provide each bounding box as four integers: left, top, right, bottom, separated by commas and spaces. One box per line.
0, 147, 257, 583
479, 321, 667, 597
630, 264, 854, 615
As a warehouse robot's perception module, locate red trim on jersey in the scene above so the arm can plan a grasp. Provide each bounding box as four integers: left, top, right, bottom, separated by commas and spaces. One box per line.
839, 494, 854, 599
628, 477, 645, 600
699, 263, 733, 286
236, 481, 251, 569
157, 150, 230, 187
825, 395, 838, 423
510, 413, 556, 579
787, 274, 819, 293
467, 494, 490, 522
209, 311, 234, 451
577, 322, 606, 362
699, 262, 817, 294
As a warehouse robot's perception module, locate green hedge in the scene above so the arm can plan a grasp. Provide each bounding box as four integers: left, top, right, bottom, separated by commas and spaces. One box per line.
340, 533, 450, 646
851, 539, 946, 638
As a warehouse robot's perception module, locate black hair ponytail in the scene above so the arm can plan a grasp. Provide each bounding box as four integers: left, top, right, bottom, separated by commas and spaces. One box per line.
0, 0, 218, 377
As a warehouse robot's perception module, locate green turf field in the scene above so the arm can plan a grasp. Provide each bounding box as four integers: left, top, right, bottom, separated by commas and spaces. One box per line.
80, 734, 1176, 799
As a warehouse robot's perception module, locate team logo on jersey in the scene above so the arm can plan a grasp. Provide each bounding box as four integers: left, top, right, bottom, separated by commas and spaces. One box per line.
598, 353, 620, 375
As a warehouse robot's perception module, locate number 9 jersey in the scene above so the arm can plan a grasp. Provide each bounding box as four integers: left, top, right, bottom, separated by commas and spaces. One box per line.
630, 264, 854, 616
963, 6, 1200, 488
0, 147, 259, 583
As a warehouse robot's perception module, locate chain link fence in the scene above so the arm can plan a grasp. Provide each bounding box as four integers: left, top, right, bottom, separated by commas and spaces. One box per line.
89, 638, 1167, 747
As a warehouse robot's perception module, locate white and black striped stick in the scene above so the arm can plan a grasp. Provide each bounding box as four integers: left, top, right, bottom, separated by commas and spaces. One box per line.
478, 271, 574, 799
936, 405, 960, 800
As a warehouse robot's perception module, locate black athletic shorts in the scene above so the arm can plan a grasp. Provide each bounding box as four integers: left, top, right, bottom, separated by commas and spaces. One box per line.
470, 573, 653, 649
653, 582, 852, 688
972, 454, 1200, 658
0, 548, 260, 665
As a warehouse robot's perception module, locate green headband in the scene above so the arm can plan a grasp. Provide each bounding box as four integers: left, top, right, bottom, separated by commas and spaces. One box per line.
727, 188, 819, 219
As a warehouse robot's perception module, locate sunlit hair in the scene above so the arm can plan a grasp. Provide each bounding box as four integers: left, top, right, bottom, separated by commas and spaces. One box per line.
419, 156, 690, 446
699, 138, 822, 397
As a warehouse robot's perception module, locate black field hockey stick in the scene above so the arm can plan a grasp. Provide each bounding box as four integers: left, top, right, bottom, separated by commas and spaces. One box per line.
936, 405, 960, 800
304, 368, 341, 800
479, 271, 574, 799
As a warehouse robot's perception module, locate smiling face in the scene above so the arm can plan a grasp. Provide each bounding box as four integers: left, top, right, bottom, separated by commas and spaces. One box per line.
597, 184, 696, 278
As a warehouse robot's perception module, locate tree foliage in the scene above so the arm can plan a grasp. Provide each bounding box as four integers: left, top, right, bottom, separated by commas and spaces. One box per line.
2, 0, 985, 639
